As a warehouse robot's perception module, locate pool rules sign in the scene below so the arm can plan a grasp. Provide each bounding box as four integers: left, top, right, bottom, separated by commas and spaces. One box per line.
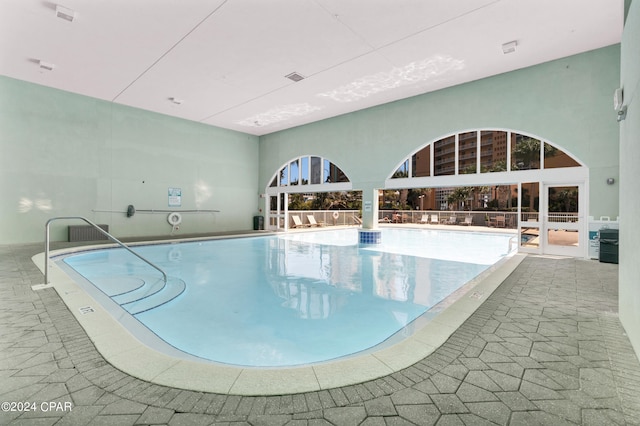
168, 187, 182, 207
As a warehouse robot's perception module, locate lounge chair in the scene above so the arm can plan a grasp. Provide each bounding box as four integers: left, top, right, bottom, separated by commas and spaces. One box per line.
353, 216, 363, 225
307, 215, 324, 227
430, 214, 439, 224
379, 216, 391, 223
443, 216, 457, 225
418, 214, 429, 224
291, 215, 309, 228
462, 216, 473, 226
495, 216, 506, 228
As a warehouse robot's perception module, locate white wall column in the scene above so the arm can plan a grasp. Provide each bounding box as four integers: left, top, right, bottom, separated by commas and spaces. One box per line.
358, 186, 382, 244
360, 186, 379, 229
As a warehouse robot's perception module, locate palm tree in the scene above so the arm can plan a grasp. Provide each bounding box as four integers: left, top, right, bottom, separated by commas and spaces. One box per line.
310, 191, 362, 210
490, 160, 507, 172
512, 137, 541, 170
512, 138, 557, 170
471, 185, 490, 209
549, 188, 578, 212
288, 193, 308, 210
407, 188, 432, 209
447, 187, 472, 210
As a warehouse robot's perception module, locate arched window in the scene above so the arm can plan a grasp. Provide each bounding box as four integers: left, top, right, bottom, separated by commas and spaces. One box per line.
269, 156, 350, 189
392, 130, 582, 179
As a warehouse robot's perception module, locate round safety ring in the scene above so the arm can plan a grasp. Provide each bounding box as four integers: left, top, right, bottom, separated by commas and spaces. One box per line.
167, 212, 182, 226
332, 211, 340, 220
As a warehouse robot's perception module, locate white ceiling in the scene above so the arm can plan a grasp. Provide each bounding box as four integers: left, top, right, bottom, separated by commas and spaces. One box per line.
0, 0, 623, 136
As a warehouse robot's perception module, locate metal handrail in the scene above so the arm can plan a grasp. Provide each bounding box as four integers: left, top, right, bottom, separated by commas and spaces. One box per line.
44, 216, 167, 285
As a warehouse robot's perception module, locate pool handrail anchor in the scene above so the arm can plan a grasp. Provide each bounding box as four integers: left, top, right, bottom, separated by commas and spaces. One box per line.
43, 216, 168, 285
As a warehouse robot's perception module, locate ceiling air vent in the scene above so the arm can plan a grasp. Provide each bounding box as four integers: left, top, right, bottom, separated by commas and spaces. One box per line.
285, 72, 305, 82
38, 60, 55, 71
502, 40, 517, 54
56, 5, 76, 22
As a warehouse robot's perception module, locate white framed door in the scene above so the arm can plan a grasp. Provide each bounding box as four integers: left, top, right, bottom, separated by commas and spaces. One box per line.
267, 193, 288, 231
542, 183, 585, 257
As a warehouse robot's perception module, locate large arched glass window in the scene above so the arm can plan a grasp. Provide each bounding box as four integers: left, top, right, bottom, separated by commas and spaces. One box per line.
392, 129, 582, 179
480, 130, 508, 172
269, 156, 350, 188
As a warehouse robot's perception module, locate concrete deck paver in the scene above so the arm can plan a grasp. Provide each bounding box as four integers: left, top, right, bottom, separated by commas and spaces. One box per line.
1, 243, 640, 425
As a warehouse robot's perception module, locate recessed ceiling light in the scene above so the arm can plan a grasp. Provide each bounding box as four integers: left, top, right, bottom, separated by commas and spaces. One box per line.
168, 97, 183, 105
38, 60, 55, 71
55, 5, 76, 22
502, 40, 517, 54
285, 72, 305, 82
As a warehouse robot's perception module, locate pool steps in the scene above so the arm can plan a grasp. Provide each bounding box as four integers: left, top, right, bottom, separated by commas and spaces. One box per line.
112, 277, 166, 305
122, 277, 186, 315
92, 274, 186, 315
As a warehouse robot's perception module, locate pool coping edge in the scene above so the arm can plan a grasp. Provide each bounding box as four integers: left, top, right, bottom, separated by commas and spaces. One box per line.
31, 246, 526, 396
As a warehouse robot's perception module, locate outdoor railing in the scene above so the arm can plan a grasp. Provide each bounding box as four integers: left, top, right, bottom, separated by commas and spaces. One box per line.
277, 209, 578, 231
270, 210, 362, 229
277, 209, 522, 229
521, 212, 540, 222
378, 210, 518, 228
547, 213, 580, 223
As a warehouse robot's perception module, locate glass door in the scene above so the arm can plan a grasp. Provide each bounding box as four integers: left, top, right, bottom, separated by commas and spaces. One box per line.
519, 182, 541, 253
268, 193, 288, 231
543, 184, 584, 257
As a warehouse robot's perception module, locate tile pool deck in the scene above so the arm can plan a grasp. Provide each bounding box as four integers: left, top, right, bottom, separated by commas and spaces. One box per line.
2, 236, 640, 425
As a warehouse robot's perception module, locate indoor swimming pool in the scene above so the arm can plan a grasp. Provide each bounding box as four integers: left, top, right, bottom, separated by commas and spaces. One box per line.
57, 228, 515, 367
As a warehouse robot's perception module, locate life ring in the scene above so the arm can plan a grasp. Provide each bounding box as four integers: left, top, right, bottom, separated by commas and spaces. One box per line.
332, 211, 339, 220
167, 212, 182, 226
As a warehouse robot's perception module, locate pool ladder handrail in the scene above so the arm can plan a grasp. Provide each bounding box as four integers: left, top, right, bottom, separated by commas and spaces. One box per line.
44, 216, 168, 285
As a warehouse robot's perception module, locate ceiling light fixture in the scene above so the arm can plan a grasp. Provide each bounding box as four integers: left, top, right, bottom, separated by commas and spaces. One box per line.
38, 60, 55, 71
317, 55, 465, 103
168, 97, 183, 105
237, 103, 323, 128
502, 40, 517, 54
55, 5, 76, 22
285, 72, 305, 82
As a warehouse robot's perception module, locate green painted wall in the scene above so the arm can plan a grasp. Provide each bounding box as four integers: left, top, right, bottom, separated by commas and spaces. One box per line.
260, 46, 621, 220
619, 0, 640, 356
0, 45, 622, 245
0, 77, 259, 244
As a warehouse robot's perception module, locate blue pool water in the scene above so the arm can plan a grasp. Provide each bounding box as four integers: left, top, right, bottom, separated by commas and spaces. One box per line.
60, 228, 513, 367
